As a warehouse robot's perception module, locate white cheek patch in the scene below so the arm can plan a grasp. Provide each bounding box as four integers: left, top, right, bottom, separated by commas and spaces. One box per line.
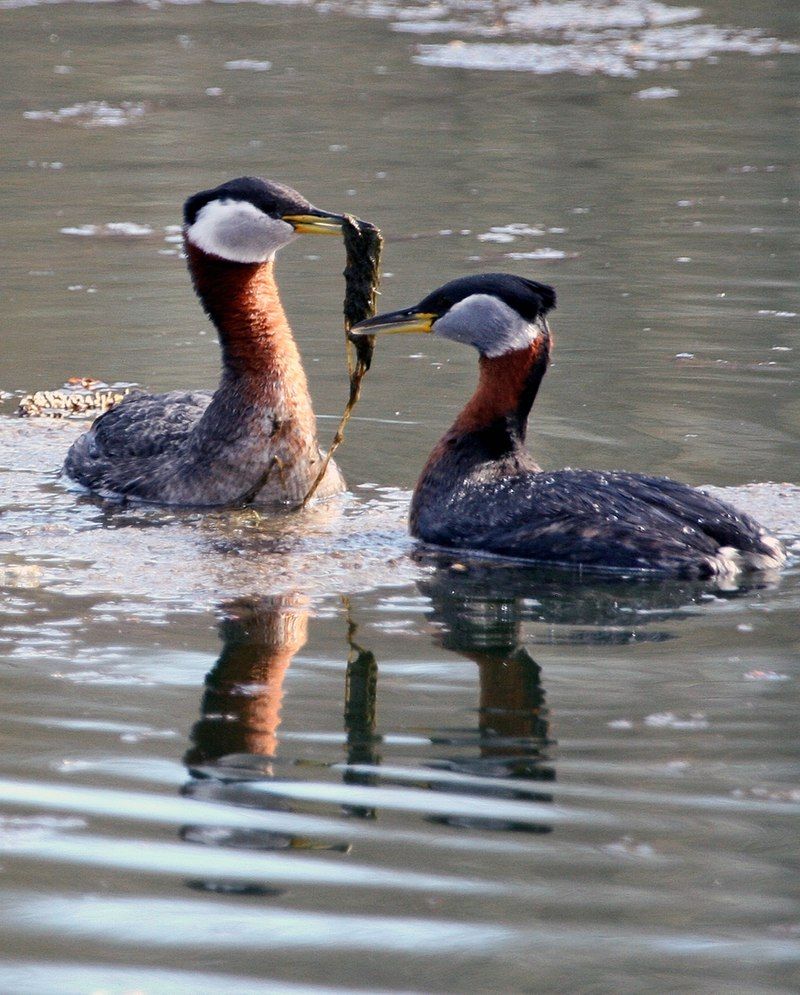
186, 198, 296, 263
435, 294, 539, 357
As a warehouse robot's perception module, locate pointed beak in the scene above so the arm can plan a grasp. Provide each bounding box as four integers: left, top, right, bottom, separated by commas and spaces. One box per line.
281, 208, 347, 235
350, 308, 437, 337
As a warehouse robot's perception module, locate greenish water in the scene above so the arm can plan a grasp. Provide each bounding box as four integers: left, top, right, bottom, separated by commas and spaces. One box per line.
1, 2, 798, 992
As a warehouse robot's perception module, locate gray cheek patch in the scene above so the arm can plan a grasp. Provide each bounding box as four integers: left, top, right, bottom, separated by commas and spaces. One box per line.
435, 294, 539, 357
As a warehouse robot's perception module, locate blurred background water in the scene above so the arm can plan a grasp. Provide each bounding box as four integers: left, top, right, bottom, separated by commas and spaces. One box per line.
0, 1, 799, 992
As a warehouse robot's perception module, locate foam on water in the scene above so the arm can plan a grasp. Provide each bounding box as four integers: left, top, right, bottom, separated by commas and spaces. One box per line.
0, 417, 418, 611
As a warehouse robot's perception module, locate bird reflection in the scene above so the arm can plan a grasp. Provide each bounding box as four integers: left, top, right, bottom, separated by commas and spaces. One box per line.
341, 611, 381, 820
408, 551, 761, 832
416, 549, 763, 643
183, 594, 349, 860
186, 594, 308, 775
411, 564, 555, 833
179, 558, 745, 863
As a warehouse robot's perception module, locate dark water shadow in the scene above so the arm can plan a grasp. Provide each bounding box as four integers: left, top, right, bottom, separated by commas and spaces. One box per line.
414, 548, 770, 643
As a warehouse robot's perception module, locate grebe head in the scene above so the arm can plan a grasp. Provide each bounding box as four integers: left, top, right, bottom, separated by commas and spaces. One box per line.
351, 273, 556, 357
184, 176, 346, 264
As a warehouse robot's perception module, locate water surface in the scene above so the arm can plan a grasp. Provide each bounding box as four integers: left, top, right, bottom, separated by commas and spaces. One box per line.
1, 1, 799, 991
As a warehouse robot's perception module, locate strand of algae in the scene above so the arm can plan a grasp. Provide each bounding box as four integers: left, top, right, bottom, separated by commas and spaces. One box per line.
301, 216, 383, 507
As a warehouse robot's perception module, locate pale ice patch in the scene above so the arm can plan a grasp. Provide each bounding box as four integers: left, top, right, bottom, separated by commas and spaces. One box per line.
224, 59, 272, 71
477, 231, 516, 244
415, 40, 639, 78
23, 101, 146, 127
392, 19, 503, 37
60, 225, 99, 237
602, 836, 659, 860
487, 223, 546, 237
644, 711, 709, 730
477, 222, 549, 244
60, 223, 154, 238
505, 248, 571, 260
743, 670, 789, 682
635, 86, 680, 99
105, 222, 153, 236
414, 23, 798, 79
505, 1, 701, 32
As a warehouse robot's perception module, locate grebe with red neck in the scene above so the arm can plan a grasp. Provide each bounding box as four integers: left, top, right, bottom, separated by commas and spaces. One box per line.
64, 176, 348, 507
351, 274, 784, 579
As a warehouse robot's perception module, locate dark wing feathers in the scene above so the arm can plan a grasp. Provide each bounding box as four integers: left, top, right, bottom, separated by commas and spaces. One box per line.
88, 391, 212, 459
421, 468, 772, 573
64, 390, 212, 490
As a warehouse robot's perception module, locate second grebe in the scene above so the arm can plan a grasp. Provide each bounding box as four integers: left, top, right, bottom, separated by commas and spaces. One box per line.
352, 274, 785, 578
65, 176, 352, 507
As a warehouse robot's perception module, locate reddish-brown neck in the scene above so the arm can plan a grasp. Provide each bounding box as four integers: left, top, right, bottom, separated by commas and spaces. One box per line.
186, 244, 310, 386
452, 338, 550, 439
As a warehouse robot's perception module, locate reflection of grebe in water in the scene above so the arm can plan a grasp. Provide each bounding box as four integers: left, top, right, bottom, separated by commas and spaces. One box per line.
352, 274, 785, 578
184, 592, 557, 840
180, 570, 747, 851
65, 177, 350, 507
184, 595, 348, 856
185, 595, 308, 776
416, 567, 555, 832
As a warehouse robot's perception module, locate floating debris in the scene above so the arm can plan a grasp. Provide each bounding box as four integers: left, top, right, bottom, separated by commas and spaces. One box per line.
18, 381, 133, 419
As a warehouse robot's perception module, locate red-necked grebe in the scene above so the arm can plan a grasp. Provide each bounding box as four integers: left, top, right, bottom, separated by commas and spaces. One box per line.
64, 177, 349, 507
351, 273, 785, 578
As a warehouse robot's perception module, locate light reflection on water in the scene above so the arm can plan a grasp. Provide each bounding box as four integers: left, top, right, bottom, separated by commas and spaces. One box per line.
1, 0, 799, 990
2, 561, 799, 990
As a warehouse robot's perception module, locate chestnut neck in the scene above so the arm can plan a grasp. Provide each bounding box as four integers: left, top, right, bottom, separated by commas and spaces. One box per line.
186, 243, 311, 389
451, 337, 550, 445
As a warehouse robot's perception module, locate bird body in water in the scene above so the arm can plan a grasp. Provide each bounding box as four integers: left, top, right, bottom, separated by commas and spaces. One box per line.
64, 177, 347, 507
352, 274, 785, 579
